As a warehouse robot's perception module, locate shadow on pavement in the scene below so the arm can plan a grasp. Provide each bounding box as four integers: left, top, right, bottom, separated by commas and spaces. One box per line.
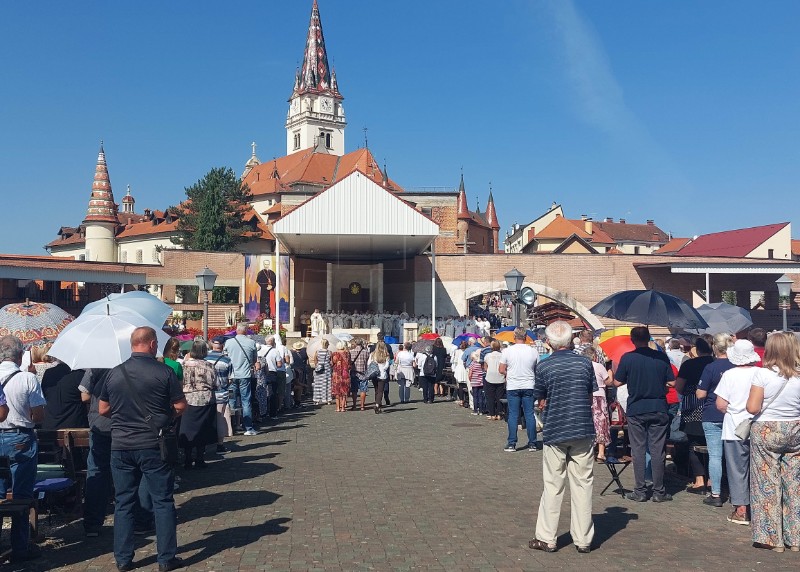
179, 490, 282, 524
591, 506, 639, 547
179, 517, 291, 566
176, 460, 282, 493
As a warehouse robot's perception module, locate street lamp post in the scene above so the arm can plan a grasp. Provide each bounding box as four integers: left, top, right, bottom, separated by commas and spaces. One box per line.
776, 274, 792, 331
195, 266, 218, 341
504, 268, 526, 327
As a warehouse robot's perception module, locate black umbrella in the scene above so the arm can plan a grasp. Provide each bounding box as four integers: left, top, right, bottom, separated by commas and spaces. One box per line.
590, 289, 709, 331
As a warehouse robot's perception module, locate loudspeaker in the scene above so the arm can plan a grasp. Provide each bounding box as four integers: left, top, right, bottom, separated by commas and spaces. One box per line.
518, 286, 536, 306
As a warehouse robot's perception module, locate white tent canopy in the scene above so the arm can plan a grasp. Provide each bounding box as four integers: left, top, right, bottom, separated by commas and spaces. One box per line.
273, 170, 439, 261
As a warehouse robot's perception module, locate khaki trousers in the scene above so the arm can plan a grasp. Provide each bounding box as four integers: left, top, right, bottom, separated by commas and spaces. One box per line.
535, 437, 595, 548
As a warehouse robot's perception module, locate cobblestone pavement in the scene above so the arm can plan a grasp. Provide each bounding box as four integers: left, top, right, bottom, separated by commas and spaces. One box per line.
22, 393, 800, 571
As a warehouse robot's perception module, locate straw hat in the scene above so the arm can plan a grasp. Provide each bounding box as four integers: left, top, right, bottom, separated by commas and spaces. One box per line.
292, 340, 307, 350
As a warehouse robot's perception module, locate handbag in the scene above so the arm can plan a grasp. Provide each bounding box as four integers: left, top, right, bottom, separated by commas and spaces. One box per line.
314, 350, 326, 374
119, 366, 179, 465
734, 375, 790, 440
362, 361, 380, 381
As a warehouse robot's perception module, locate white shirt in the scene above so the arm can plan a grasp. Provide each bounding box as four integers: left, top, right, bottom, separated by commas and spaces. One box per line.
591, 361, 610, 397
752, 367, 800, 422
715, 366, 758, 440
499, 343, 539, 390
0, 361, 46, 429
483, 351, 505, 384
395, 350, 415, 368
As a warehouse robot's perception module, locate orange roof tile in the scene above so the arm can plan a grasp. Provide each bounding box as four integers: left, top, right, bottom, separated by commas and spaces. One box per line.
791, 239, 800, 257
243, 146, 403, 197
655, 237, 692, 254
534, 216, 591, 240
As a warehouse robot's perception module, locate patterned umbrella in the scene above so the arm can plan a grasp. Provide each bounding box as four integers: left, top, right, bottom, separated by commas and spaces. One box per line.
0, 301, 74, 349
411, 339, 434, 353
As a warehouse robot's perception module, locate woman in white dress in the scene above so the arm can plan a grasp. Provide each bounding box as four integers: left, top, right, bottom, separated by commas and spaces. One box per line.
452, 341, 470, 408
395, 342, 416, 404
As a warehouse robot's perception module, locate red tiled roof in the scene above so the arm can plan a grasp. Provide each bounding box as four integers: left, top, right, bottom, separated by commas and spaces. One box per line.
243, 147, 403, 197
792, 239, 800, 257
593, 220, 669, 243
674, 223, 789, 258
655, 237, 692, 255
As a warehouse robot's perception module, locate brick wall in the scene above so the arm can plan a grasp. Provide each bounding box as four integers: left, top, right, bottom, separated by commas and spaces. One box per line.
146, 250, 244, 286
414, 253, 800, 330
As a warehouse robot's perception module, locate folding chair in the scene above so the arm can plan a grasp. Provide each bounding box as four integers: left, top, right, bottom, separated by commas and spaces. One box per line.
600, 459, 631, 497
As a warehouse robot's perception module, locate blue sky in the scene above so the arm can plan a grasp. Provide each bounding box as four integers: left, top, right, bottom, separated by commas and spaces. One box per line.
1, 0, 799, 254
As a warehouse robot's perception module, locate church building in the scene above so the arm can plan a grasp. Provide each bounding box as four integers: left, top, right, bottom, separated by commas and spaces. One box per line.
45, 0, 500, 321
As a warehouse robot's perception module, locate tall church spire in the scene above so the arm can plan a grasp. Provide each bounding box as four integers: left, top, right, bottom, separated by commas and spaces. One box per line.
83, 142, 118, 224
485, 187, 500, 230
456, 174, 470, 220
286, 0, 347, 156
295, 0, 338, 97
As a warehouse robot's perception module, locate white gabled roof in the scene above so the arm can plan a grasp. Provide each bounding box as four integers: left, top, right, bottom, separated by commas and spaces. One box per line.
273, 170, 439, 260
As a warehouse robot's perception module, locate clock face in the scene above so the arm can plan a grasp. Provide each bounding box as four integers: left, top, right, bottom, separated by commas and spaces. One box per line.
321, 98, 332, 113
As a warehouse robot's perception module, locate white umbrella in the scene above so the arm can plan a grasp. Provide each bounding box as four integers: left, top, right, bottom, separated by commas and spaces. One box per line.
49, 309, 171, 369
82, 291, 173, 327
333, 331, 353, 342
306, 333, 340, 364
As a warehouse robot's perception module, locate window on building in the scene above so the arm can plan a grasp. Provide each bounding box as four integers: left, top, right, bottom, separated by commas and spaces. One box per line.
121, 251, 128, 263
421, 207, 432, 217
489, 238, 494, 249
293, 132, 300, 150
135, 249, 143, 263
768, 248, 774, 259
634, 246, 640, 255
152, 249, 160, 263
78, 254, 86, 261
325, 133, 331, 148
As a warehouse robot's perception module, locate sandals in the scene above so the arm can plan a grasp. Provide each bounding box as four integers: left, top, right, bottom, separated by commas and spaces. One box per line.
528, 539, 557, 553
686, 485, 707, 494
595, 456, 606, 464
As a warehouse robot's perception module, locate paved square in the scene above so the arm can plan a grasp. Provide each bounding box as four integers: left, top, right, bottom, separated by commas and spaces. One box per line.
27, 397, 798, 571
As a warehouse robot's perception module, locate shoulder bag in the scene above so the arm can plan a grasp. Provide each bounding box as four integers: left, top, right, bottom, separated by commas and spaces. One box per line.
314, 350, 326, 374
119, 366, 179, 464
734, 375, 790, 440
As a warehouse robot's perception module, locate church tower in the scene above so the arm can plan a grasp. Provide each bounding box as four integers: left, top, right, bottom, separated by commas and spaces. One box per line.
82, 143, 118, 262
286, 0, 346, 156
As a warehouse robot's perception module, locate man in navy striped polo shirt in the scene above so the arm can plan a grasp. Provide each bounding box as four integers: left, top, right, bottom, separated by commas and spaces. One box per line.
529, 320, 597, 554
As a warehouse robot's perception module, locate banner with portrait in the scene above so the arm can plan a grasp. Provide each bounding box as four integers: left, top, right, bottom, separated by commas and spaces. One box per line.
244, 254, 290, 323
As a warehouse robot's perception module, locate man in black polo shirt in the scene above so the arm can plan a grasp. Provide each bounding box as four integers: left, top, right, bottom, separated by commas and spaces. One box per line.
99, 327, 187, 572
614, 326, 674, 502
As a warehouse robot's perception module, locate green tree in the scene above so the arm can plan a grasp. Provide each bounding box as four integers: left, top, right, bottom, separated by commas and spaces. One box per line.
171, 167, 253, 251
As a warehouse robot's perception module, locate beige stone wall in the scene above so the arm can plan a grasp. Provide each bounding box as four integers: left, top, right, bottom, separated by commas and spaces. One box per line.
414, 253, 800, 330
748, 224, 792, 259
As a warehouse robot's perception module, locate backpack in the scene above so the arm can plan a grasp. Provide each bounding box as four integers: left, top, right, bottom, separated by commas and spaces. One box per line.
422, 352, 436, 377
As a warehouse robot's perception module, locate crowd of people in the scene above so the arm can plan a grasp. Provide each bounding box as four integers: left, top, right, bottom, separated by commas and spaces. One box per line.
300, 308, 498, 339
299, 322, 800, 555
1, 309, 799, 566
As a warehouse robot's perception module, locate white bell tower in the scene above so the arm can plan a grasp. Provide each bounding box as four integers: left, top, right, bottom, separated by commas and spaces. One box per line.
286, 0, 346, 156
